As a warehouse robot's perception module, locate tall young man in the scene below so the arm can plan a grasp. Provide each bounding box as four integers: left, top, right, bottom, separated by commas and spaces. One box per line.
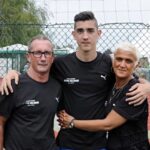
52, 11, 115, 150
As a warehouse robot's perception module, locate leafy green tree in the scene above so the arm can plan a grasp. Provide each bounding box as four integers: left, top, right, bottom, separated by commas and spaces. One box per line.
0, 0, 48, 46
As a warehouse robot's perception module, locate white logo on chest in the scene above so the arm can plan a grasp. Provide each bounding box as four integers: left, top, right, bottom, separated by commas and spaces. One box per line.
25, 99, 39, 106
55, 97, 59, 102
100, 75, 107, 80
64, 78, 79, 84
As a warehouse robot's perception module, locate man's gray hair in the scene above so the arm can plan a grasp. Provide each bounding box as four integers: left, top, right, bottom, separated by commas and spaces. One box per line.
28, 34, 54, 51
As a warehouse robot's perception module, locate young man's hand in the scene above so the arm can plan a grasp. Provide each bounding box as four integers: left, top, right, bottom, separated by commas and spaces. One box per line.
0, 70, 20, 95
126, 78, 150, 106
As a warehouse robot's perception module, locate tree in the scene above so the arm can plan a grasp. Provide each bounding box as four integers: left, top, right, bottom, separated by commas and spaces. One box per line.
0, 0, 48, 46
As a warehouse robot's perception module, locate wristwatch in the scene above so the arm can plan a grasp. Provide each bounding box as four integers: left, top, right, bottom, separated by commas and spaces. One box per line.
69, 118, 75, 128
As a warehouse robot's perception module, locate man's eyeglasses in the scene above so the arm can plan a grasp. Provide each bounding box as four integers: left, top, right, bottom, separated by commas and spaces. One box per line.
28, 51, 53, 58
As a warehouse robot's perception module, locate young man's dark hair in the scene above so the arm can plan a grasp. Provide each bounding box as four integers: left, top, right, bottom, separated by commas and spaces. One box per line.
74, 11, 98, 28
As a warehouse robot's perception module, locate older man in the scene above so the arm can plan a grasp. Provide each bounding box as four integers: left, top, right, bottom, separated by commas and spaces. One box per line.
0, 35, 61, 150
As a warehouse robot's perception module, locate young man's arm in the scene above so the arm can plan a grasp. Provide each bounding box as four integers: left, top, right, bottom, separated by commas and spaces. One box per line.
1, 70, 150, 106
0, 116, 7, 150
126, 78, 150, 106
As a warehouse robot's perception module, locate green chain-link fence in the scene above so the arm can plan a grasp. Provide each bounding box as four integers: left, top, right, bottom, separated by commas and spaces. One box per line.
0, 23, 150, 79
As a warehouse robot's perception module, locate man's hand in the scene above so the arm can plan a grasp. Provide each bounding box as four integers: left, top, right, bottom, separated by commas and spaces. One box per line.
126, 78, 150, 106
0, 70, 20, 95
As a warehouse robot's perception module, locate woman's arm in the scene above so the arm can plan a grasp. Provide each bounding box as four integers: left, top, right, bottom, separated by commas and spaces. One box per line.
60, 110, 127, 132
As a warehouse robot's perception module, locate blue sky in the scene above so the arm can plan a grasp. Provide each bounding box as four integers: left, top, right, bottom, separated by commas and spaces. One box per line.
35, 0, 150, 24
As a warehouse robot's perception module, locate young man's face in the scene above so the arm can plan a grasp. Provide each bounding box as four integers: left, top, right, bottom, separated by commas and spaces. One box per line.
27, 39, 54, 75
72, 20, 101, 52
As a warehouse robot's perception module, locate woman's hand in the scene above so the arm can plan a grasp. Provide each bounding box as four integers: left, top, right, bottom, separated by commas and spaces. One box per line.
57, 110, 74, 128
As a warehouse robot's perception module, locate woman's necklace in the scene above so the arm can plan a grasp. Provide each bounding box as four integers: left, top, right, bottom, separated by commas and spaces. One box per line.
109, 86, 123, 103
109, 79, 131, 104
